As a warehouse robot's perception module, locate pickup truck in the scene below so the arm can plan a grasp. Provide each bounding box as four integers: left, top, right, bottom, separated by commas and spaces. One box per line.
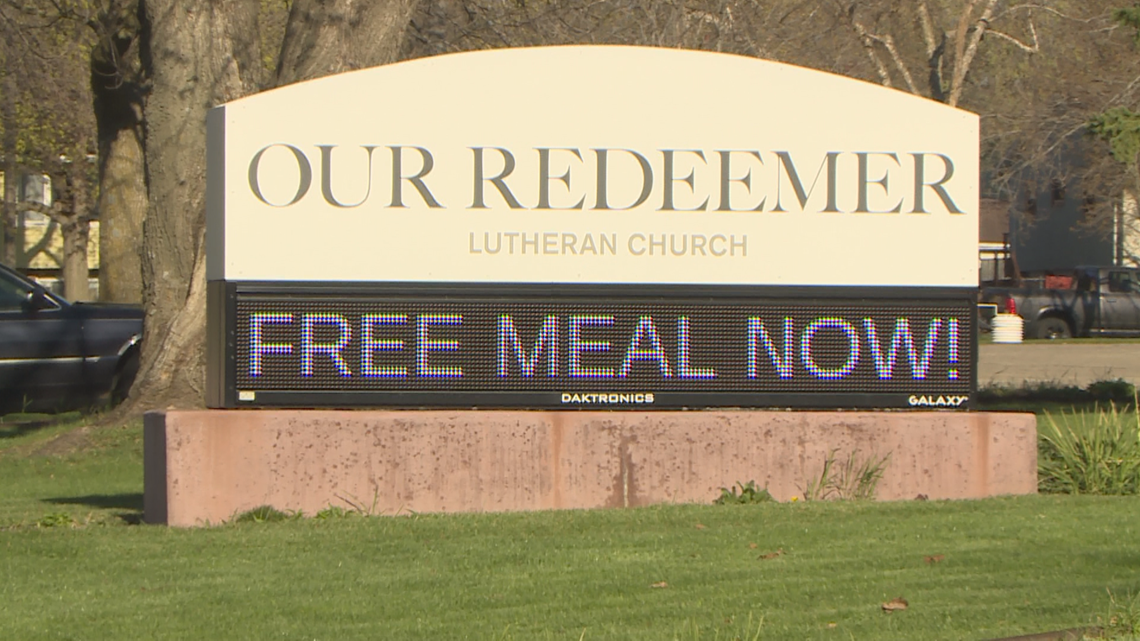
981, 266, 1140, 339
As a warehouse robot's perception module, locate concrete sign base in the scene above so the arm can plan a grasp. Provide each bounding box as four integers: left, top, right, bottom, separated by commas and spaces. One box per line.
144, 410, 1037, 527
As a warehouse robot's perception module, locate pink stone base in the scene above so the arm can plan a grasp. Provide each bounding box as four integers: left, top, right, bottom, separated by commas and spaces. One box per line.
144, 410, 1038, 527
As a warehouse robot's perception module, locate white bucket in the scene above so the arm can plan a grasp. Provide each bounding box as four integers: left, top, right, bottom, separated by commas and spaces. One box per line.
992, 313, 1024, 344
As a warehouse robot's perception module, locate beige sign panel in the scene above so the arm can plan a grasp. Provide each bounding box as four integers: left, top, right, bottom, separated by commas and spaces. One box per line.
207, 46, 979, 287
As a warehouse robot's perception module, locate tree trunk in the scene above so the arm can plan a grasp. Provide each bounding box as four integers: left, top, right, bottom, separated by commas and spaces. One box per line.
61, 161, 92, 302
274, 0, 417, 87
123, 0, 418, 413
93, 67, 148, 304
96, 127, 146, 303
1, 46, 17, 268
91, 1, 148, 304
125, 0, 262, 411
61, 217, 91, 301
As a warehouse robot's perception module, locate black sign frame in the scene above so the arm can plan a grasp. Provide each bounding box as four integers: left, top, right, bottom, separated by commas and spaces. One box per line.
206, 281, 978, 410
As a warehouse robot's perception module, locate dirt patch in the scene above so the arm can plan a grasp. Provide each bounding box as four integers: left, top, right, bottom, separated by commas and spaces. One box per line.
27, 426, 93, 458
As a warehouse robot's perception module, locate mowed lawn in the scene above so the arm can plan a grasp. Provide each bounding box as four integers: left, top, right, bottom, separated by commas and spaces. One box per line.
1, 418, 1138, 640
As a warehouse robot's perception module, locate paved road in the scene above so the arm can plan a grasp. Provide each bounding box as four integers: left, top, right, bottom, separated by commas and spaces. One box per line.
978, 342, 1140, 387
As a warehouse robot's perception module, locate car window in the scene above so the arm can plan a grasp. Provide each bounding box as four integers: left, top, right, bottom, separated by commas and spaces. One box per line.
1108, 271, 1136, 294
0, 273, 31, 310
0, 270, 55, 312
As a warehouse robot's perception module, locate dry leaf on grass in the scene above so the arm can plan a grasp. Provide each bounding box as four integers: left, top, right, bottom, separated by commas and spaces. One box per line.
881, 597, 909, 613
758, 548, 784, 560
694, 523, 707, 530
924, 554, 945, 564
650, 581, 669, 589
748, 543, 758, 549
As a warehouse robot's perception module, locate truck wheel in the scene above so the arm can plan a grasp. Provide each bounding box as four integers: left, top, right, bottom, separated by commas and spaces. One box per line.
1035, 317, 1071, 340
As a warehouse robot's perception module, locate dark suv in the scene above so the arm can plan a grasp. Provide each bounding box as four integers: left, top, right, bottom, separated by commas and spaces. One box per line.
0, 264, 144, 412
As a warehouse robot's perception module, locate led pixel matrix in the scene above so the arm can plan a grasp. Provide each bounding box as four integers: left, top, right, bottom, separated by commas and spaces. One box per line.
235, 297, 973, 397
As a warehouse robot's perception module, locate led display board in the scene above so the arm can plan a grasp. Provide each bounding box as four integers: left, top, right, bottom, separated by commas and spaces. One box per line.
211, 283, 975, 409
205, 46, 980, 409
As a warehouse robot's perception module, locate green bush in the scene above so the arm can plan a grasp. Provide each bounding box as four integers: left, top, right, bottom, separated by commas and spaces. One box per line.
233, 505, 295, 523
1088, 379, 1137, 403
978, 379, 1137, 409
1097, 590, 1140, 640
800, 449, 891, 502
36, 513, 76, 528
714, 481, 775, 505
978, 381, 1088, 405
1038, 404, 1140, 495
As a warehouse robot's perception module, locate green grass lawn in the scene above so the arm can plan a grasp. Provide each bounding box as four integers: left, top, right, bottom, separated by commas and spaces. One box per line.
2, 415, 1139, 640
0, 414, 142, 527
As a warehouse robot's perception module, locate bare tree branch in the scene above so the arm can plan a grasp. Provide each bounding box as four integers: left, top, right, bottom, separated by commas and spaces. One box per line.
994, 4, 1107, 24
986, 19, 1040, 53
917, 0, 937, 58
949, 0, 999, 107
873, 32, 918, 94
847, 8, 893, 88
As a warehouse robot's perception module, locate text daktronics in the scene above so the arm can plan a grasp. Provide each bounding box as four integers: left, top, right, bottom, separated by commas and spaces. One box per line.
561, 392, 655, 405
245, 145, 966, 214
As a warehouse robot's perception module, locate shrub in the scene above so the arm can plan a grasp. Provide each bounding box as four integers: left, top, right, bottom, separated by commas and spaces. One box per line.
714, 481, 775, 505
233, 505, 295, 523
801, 449, 891, 502
1038, 404, 1140, 495
1093, 590, 1140, 640
977, 378, 1136, 409
977, 381, 1087, 405
1088, 379, 1137, 404
36, 513, 76, 528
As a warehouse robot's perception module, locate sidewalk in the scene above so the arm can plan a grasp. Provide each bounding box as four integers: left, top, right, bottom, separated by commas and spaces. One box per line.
978, 342, 1140, 387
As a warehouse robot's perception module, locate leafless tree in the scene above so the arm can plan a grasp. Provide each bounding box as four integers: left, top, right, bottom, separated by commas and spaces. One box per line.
0, 0, 101, 300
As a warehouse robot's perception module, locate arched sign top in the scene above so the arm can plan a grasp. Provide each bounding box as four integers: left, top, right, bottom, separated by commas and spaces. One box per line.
207, 45, 979, 287
230, 45, 972, 122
